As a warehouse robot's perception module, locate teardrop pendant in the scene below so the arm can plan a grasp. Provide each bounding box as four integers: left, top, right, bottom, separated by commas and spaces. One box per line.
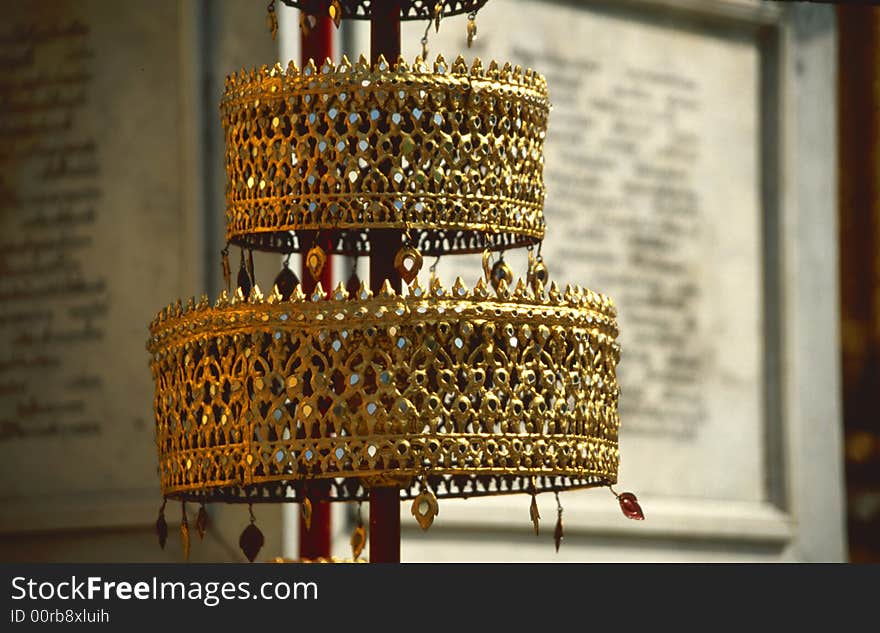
350, 502, 366, 559
528, 249, 549, 293
617, 491, 645, 520
237, 252, 252, 298
529, 493, 540, 536
346, 270, 360, 298
239, 506, 264, 563
273, 263, 300, 299
490, 258, 514, 293
196, 504, 208, 540
305, 244, 327, 280
394, 244, 423, 285
411, 488, 439, 530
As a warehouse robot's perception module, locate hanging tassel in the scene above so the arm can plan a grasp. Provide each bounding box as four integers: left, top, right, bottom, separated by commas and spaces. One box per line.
155, 500, 168, 549
529, 494, 540, 536
180, 502, 190, 561
350, 502, 367, 559
301, 497, 313, 531
239, 505, 265, 563
554, 492, 564, 552
610, 487, 645, 520
196, 503, 208, 540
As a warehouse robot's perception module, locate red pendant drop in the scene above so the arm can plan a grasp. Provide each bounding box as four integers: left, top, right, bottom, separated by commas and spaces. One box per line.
617, 492, 645, 520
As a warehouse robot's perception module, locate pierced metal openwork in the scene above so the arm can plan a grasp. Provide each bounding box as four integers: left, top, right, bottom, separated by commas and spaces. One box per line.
221, 55, 548, 255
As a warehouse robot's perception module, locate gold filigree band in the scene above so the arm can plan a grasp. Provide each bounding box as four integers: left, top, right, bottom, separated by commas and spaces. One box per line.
147, 277, 620, 502
279, 0, 488, 21
221, 55, 549, 255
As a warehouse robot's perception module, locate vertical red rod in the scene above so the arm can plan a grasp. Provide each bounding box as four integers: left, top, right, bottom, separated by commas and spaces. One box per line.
298, 10, 334, 562
368, 0, 403, 565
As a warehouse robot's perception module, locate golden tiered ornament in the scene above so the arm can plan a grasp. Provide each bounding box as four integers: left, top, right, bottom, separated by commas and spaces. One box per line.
149, 1, 641, 563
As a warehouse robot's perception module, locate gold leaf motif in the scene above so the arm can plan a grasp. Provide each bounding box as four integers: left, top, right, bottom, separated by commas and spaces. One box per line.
147, 273, 622, 501
394, 245, 424, 285
411, 489, 439, 531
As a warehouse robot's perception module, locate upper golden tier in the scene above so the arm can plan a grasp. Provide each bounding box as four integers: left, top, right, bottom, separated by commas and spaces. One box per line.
221, 55, 549, 255
147, 277, 620, 503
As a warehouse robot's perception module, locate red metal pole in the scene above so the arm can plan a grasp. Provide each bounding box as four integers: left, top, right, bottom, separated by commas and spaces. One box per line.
299, 10, 334, 562
368, 0, 403, 565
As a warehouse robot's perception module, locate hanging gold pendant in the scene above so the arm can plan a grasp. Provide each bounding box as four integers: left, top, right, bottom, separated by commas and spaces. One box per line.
411, 488, 439, 530
554, 513, 563, 552
329, 0, 342, 28
528, 250, 549, 293
266, 6, 278, 40
299, 12, 312, 36
529, 494, 540, 536
350, 523, 366, 559
467, 17, 477, 48
180, 504, 190, 561
305, 244, 327, 280
196, 505, 208, 540
301, 497, 313, 531
482, 248, 493, 283
394, 245, 423, 285
490, 258, 514, 293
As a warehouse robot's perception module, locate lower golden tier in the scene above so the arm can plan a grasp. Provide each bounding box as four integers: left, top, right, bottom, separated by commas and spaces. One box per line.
147, 277, 620, 503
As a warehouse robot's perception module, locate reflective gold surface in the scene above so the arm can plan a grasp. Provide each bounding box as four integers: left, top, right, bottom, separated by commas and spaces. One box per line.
147, 277, 620, 503
221, 55, 548, 255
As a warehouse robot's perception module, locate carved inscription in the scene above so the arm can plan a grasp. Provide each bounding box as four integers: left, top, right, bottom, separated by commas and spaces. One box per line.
0, 20, 106, 443
517, 47, 709, 438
